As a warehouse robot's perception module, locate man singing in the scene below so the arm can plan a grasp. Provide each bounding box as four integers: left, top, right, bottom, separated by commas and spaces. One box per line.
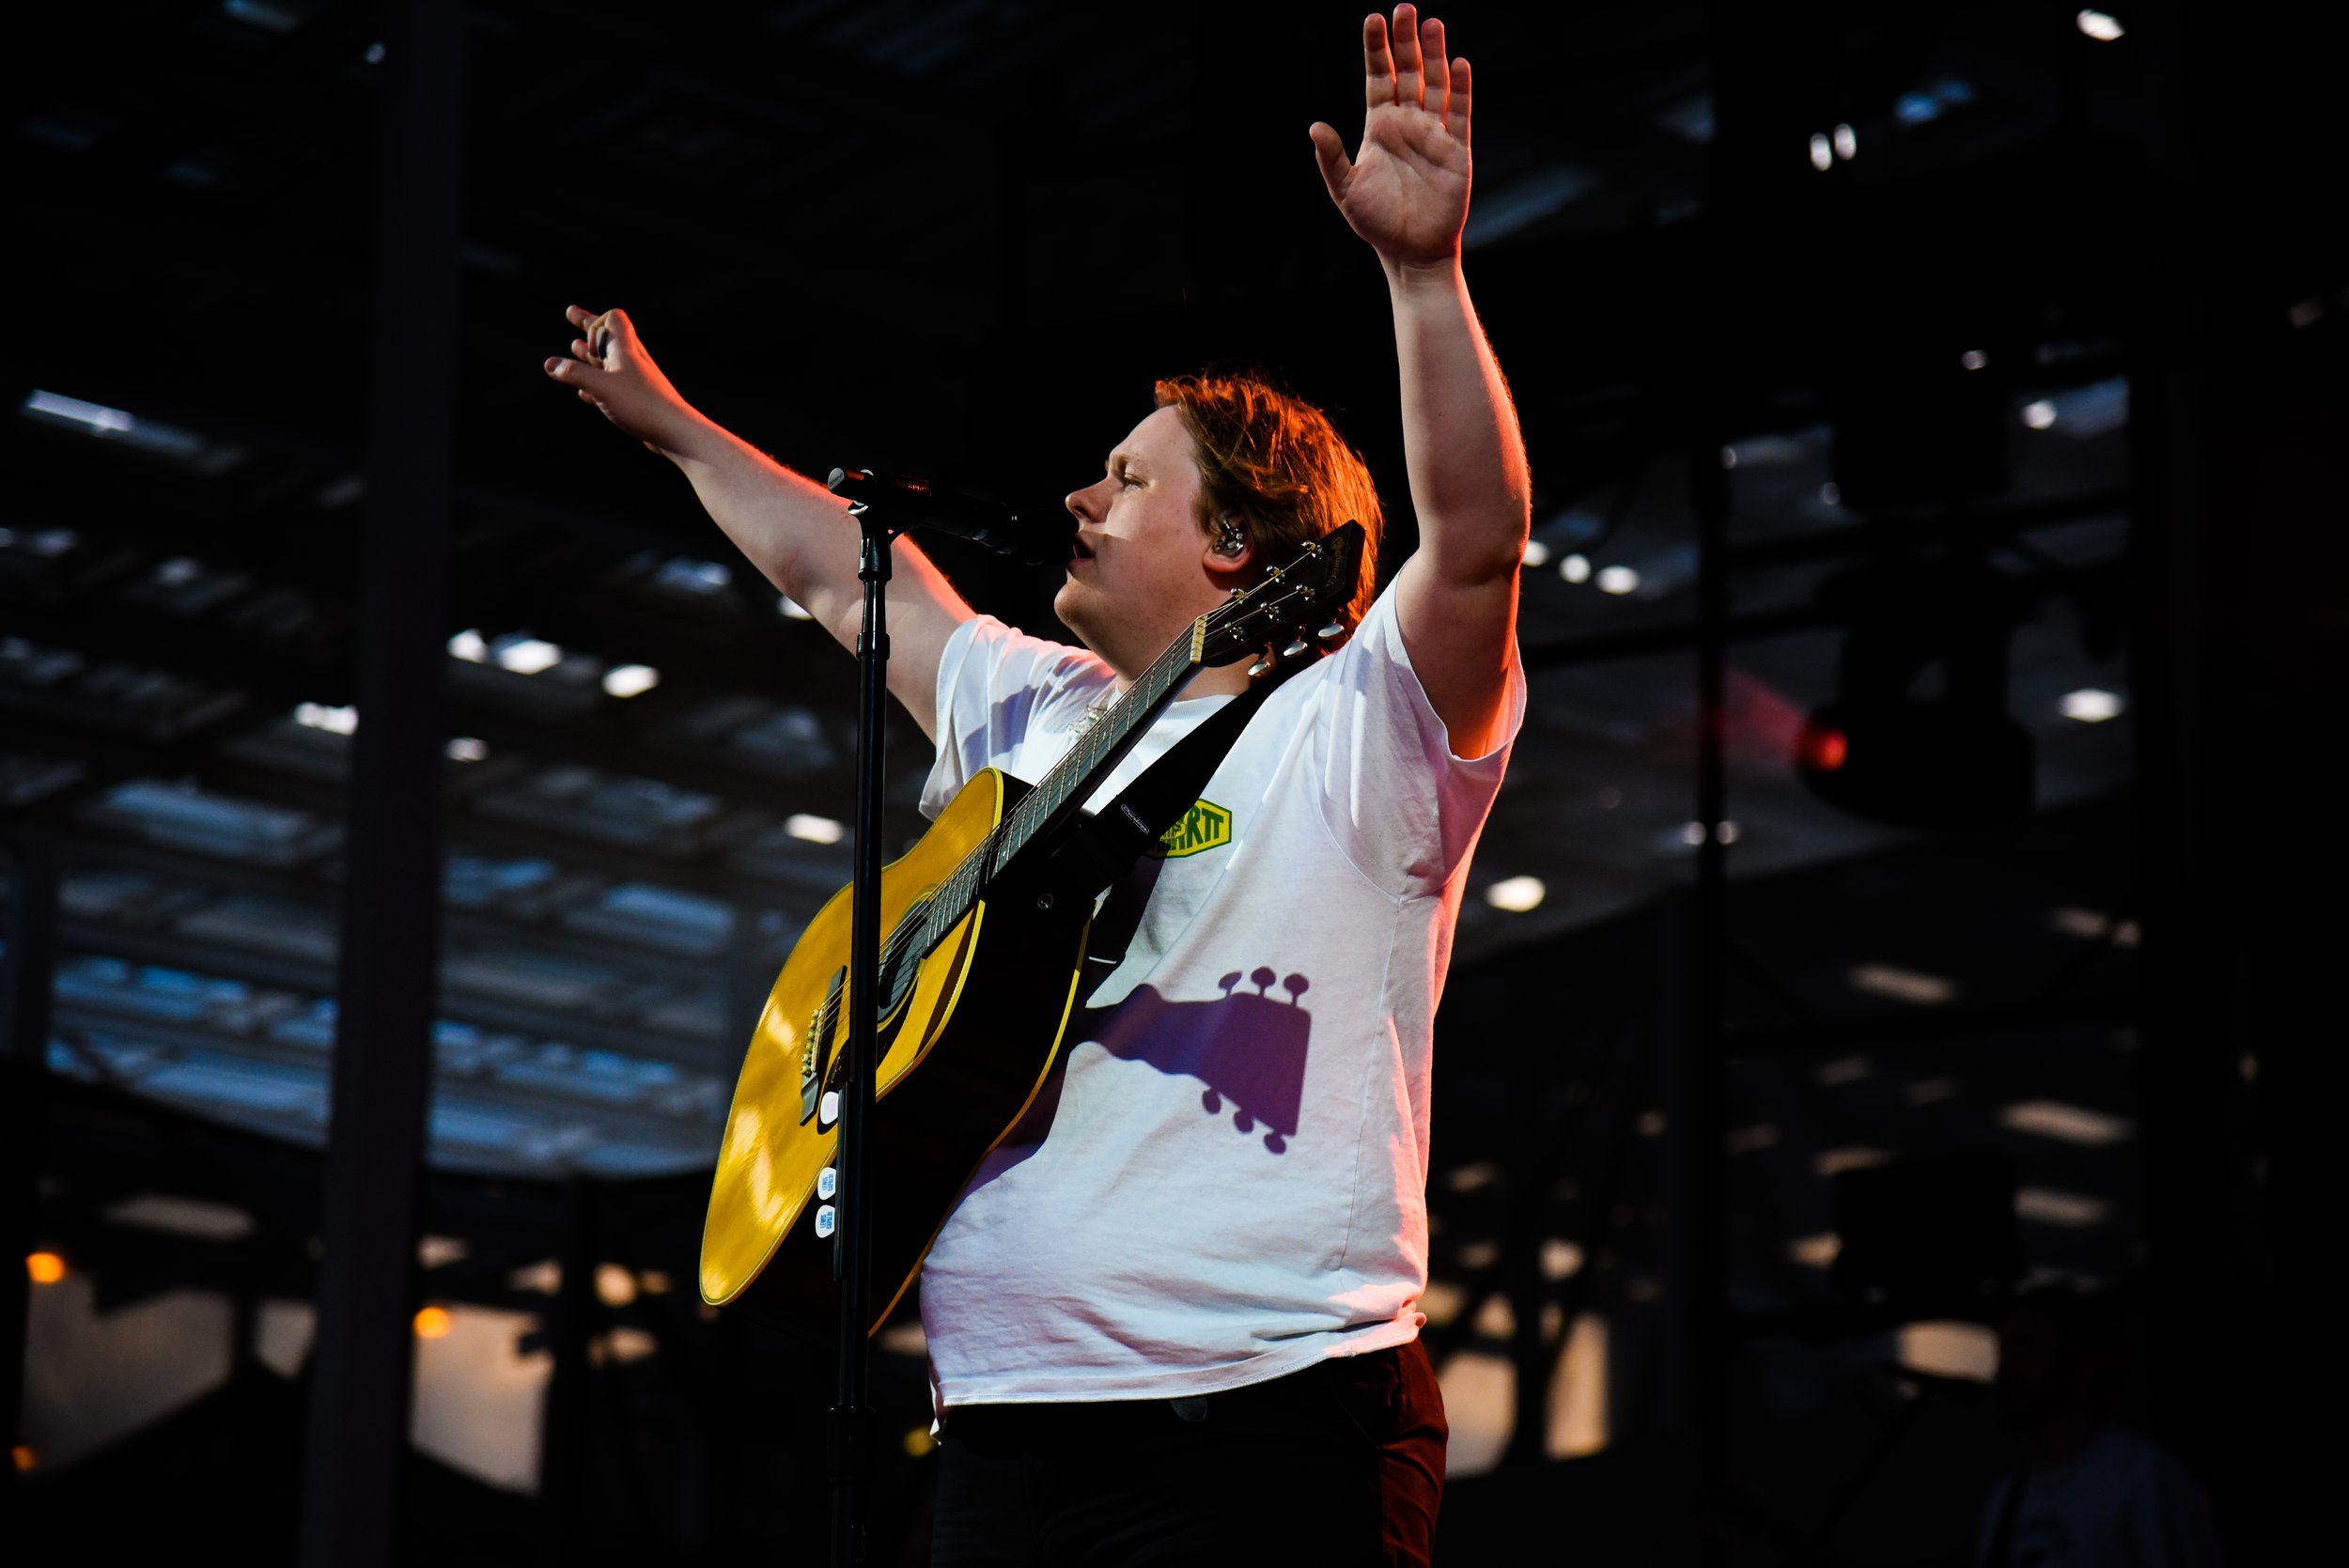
546, 9, 1529, 1561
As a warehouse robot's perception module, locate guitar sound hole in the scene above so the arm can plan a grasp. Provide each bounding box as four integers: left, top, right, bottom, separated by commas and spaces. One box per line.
880, 896, 933, 1015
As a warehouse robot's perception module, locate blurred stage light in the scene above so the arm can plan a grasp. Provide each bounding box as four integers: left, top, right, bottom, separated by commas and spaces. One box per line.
1484, 875, 1546, 912
602, 663, 661, 698
2015, 1187, 2108, 1227
1788, 1233, 1842, 1269
494, 637, 563, 675
2061, 687, 2124, 722
2000, 1100, 2133, 1146
1898, 1321, 1998, 1381
2022, 399, 2058, 429
2076, 9, 2124, 41
778, 595, 817, 620
1520, 537, 1551, 567
23, 389, 246, 473
657, 557, 733, 595
1833, 123, 1858, 161
2049, 907, 2139, 946
224, 0, 304, 32
1960, 349, 1988, 370
1848, 963, 1958, 1005
596, 1263, 638, 1307
413, 1305, 454, 1339
295, 703, 358, 735
1893, 79, 1977, 127
1595, 565, 1640, 595
1559, 552, 1592, 584
1798, 700, 2033, 824
25, 1251, 67, 1284
11, 1444, 34, 1471
1809, 132, 1833, 172
447, 629, 489, 662
786, 813, 847, 845
445, 737, 488, 762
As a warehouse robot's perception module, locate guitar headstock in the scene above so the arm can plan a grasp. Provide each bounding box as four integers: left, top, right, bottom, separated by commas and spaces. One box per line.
1195, 520, 1366, 674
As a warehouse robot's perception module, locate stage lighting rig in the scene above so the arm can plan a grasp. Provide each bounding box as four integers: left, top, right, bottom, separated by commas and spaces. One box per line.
1795, 553, 2038, 827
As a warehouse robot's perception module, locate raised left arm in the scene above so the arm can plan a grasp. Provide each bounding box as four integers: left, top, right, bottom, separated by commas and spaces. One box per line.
1313, 6, 1530, 759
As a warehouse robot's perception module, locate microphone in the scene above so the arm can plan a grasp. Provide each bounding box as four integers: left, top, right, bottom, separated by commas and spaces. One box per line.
827, 468, 1076, 567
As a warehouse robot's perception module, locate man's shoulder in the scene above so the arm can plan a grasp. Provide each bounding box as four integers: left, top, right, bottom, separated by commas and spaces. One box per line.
957, 615, 1115, 704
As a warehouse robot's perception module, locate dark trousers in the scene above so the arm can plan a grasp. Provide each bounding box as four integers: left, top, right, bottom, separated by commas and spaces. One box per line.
930, 1339, 1448, 1567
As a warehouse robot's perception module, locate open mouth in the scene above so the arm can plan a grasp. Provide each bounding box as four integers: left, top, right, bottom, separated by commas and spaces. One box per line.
1070, 536, 1097, 565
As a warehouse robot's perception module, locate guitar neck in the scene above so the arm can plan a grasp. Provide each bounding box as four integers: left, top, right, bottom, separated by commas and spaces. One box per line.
919, 618, 1207, 946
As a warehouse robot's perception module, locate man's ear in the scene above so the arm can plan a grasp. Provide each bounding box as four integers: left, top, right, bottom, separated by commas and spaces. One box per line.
1205, 515, 1254, 577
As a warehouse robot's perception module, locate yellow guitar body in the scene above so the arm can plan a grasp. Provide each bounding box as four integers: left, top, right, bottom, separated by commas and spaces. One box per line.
699, 769, 1090, 1335
695, 520, 1365, 1344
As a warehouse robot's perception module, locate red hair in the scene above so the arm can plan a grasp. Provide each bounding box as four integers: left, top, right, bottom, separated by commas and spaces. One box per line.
1152, 374, 1384, 631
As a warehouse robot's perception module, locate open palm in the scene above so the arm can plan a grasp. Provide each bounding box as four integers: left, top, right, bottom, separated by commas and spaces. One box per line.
1311, 7, 1473, 271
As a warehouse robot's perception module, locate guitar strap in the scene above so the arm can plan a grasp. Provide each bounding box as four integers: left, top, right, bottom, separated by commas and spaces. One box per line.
1046, 675, 1280, 898
1039, 674, 1283, 997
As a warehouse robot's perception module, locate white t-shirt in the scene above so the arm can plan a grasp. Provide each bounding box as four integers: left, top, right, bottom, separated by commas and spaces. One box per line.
915, 582, 1524, 1407
1976, 1427, 2224, 1568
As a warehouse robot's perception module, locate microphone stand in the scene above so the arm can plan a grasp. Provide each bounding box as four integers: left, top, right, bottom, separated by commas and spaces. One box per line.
817, 465, 1058, 1565
827, 472, 892, 1568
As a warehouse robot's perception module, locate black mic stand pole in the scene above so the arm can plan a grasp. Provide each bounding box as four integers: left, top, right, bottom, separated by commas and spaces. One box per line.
827, 473, 893, 1568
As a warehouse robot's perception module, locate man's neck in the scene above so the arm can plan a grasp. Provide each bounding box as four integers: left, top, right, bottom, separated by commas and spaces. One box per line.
1093, 606, 1257, 700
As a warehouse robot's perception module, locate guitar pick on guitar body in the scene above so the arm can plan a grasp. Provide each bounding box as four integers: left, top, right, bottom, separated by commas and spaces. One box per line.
698, 523, 1366, 1343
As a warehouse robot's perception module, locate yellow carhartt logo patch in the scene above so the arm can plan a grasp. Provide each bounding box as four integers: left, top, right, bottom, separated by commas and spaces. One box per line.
1150, 799, 1233, 859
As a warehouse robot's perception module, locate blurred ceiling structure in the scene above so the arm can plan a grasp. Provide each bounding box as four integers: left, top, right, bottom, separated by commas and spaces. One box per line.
8, 0, 2175, 1197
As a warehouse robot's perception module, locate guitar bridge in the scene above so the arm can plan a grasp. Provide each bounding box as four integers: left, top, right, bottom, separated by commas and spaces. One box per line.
800, 967, 846, 1126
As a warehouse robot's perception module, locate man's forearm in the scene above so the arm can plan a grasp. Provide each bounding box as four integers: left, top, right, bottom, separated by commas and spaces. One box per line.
661, 411, 974, 740
1385, 258, 1532, 578
665, 415, 858, 609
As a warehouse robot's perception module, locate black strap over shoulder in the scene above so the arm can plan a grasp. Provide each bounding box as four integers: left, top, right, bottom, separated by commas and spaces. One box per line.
1040, 675, 1279, 898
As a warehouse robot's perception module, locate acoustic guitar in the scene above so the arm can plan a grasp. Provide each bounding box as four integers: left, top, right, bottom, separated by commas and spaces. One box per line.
698, 522, 1366, 1336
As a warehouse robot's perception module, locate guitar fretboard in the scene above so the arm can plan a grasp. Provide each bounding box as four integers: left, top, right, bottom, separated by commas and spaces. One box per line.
911, 618, 1206, 955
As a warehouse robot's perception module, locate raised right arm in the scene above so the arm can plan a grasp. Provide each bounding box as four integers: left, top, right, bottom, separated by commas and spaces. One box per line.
543, 304, 973, 742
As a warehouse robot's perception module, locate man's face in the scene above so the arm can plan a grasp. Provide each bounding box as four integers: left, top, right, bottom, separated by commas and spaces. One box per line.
1054, 406, 1232, 677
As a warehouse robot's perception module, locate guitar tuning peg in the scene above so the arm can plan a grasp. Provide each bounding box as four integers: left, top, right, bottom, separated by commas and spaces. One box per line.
1247, 651, 1275, 677
1317, 622, 1346, 642
1282, 636, 1310, 659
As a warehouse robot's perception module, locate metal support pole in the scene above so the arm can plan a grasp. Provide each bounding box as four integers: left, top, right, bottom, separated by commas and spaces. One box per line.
538, 1180, 599, 1565
0, 831, 60, 1525
296, 3, 464, 1562
2129, 7, 2347, 1551
829, 513, 894, 1568
1677, 436, 1733, 1556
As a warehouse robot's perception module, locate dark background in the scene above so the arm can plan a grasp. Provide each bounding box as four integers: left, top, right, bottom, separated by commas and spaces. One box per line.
4, 0, 2341, 1562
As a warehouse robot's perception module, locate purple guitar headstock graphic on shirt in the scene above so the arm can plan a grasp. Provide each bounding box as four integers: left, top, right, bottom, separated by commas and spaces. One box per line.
1094, 969, 1312, 1155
